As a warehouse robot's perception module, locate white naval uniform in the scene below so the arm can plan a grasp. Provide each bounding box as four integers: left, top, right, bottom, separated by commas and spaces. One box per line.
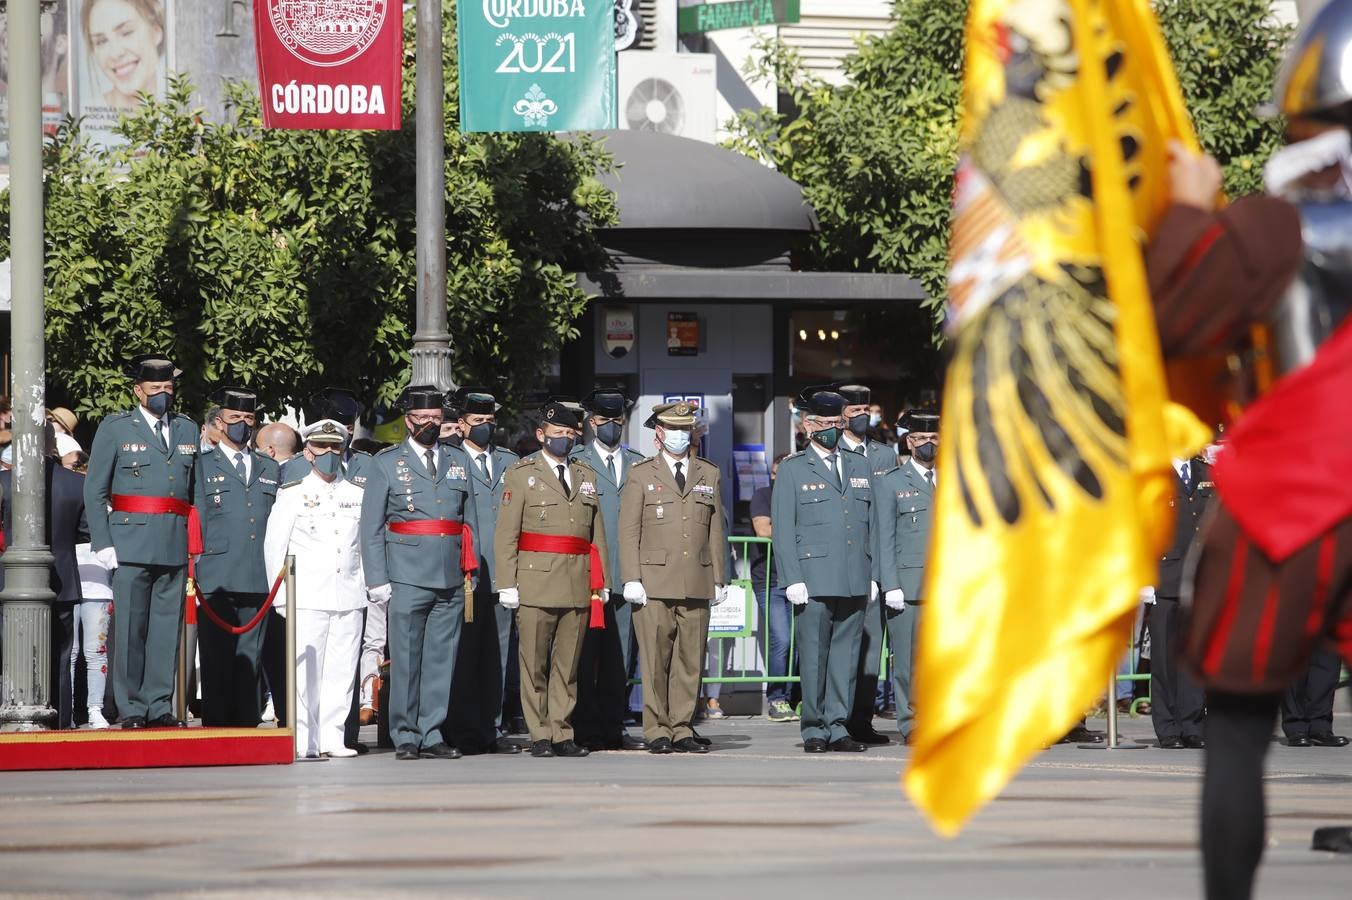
264, 470, 366, 757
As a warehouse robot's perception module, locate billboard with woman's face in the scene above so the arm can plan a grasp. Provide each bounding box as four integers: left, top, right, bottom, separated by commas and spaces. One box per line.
72, 0, 171, 147
0, 1, 73, 165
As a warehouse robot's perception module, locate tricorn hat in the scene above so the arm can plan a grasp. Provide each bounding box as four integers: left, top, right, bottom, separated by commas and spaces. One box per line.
209, 386, 257, 414
453, 386, 499, 417
307, 387, 363, 425
796, 385, 846, 418
585, 389, 633, 418
124, 353, 181, 382
399, 384, 445, 412
835, 383, 872, 406
897, 408, 940, 434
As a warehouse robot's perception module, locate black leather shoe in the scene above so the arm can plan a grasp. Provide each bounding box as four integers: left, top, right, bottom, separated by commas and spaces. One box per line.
1183, 735, 1206, 750
1059, 725, 1105, 744
148, 714, 186, 729
849, 727, 890, 745
1313, 826, 1352, 853
829, 737, 868, 752
395, 743, 420, 760
803, 738, 828, 753
581, 740, 608, 752
1158, 736, 1185, 749
1309, 732, 1350, 748
673, 737, 709, 754
553, 740, 590, 758
507, 715, 529, 735
493, 736, 521, 754
419, 742, 461, 759
648, 737, 674, 754
1289, 735, 1313, 748
530, 740, 555, 758
623, 734, 648, 750
690, 729, 712, 747
120, 716, 147, 730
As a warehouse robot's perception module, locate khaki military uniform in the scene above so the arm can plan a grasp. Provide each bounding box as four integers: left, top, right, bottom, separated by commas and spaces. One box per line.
620, 453, 728, 744
495, 453, 610, 744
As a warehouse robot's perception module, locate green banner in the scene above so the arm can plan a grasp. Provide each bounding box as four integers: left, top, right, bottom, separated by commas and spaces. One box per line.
457, 0, 617, 133
677, 0, 801, 34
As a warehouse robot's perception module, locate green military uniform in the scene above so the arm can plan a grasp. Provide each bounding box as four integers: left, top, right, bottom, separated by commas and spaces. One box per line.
571, 389, 647, 749
620, 401, 729, 751
445, 387, 520, 754
194, 388, 281, 727
84, 354, 199, 726
771, 389, 878, 749
358, 386, 480, 755
494, 401, 610, 753
874, 457, 935, 741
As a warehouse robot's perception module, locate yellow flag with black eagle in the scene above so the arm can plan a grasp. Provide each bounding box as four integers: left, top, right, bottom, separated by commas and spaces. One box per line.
905, 0, 1212, 835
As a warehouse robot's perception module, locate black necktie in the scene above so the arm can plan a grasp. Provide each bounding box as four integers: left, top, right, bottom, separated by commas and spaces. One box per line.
674, 461, 685, 492
234, 452, 246, 481
155, 420, 167, 452
556, 464, 569, 494
606, 454, 617, 484
424, 449, 436, 477
1180, 461, 1192, 494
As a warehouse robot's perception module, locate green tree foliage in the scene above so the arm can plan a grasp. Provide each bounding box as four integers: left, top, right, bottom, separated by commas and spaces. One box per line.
0, 2, 616, 419
727, 0, 1290, 336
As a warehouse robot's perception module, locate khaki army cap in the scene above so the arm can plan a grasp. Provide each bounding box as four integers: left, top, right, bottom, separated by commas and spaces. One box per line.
650, 401, 698, 428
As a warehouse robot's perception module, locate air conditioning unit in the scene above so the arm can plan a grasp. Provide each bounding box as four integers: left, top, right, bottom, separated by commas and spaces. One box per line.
617, 52, 717, 144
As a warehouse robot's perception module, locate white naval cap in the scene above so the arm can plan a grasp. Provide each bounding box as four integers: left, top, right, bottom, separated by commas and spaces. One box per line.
302, 418, 349, 445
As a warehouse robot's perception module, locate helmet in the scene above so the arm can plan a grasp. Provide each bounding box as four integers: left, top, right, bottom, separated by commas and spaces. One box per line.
1275, 0, 1352, 123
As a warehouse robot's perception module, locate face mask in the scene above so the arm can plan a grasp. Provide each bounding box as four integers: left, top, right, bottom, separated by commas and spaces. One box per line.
467, 422, 494, 448
595, 421, 622, 447
410, 421, 439, 447
913, 440, 937, 463
439, 432, 464, 449
869, 413, 882, 428
544, 435, 575, 459
661, 429, 692, 455
144, 390, 173, 417
812, 427, 841, 451
313, 451, 343, 477
223, 421, 252, 446
847, 414, 870, 437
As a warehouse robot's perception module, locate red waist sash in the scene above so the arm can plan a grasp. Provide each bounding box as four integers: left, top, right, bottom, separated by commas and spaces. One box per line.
518, 531, 604, 592
387, 519, 477, 574
111, 494, 191, 517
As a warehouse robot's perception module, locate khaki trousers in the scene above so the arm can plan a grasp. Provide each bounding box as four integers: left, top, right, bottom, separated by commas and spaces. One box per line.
634, 599, 710, 743
517, 605, 587, 743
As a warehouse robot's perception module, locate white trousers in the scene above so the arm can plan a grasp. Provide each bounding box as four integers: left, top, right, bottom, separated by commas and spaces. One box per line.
295, 608, 363, 757
359, 592, 388, 707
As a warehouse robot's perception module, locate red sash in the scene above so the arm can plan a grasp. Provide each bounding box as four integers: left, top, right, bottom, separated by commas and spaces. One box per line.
518, 531, 606, 628
387, 519, 477, 575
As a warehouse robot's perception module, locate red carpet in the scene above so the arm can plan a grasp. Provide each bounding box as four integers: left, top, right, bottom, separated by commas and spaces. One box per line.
0, 727, 295, 771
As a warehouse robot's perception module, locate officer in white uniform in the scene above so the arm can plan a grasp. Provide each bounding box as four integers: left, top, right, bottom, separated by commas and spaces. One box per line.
264, 419, 367, 759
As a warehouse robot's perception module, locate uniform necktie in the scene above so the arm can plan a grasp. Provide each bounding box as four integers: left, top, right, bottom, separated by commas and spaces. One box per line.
1180, 461, 1191, 493
924, 469, 934, 488
675, 461, 686, 492
234, 451, 246, 481
606, 454, 617, 485
155, 420, 167, 452
824, 455, 840, 490
556, 464, 569, 495
476, 452, 490, 481
424, 449, 436, 477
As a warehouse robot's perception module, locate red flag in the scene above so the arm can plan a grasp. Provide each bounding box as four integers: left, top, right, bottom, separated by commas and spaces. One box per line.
253, 0, 402, 130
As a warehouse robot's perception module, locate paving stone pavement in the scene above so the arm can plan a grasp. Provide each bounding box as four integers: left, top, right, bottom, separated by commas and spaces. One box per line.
1, 714, 1350, 897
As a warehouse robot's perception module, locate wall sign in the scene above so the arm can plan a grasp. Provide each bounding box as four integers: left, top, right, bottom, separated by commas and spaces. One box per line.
666, 312, 699, 356
603, 305, 635, 358
677, 0, 800, 34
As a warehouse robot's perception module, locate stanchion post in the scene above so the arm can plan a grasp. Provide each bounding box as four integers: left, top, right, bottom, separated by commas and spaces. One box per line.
174, 613, 188, 722
1079, 670, 1146, 750
285, 554, 297, 759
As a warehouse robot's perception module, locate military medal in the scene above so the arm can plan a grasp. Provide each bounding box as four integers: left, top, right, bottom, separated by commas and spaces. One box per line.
528, 476, 537, 487
655, 506, 664, 519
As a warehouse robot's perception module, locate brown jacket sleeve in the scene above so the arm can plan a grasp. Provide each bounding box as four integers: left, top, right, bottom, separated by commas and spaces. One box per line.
708, 466, 728, 586
494, 463, 526, 589
618, 464, 643, 587
1146, 197, 1303, 358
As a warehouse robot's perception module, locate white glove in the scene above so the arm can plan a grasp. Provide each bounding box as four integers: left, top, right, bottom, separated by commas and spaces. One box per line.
1139, 586, 1157, 606
884, 589, 906, 611
713, 584, 729, 607
869, 581, 880, 604
623, 581, 647, 606
599, 588, 610, 603
274, 604, 287, 619
786, 583, 809, 606
94, 546, 118, 570
498, 587, 520, 609
368, 583, 392, 604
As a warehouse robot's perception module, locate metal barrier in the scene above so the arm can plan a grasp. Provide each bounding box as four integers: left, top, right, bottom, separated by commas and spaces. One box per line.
700, 536, 801, 686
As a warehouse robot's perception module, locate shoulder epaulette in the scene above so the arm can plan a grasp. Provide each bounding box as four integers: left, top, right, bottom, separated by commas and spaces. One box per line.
510, 456, 535, 470
571, 458, 596, 473
624, 448, 646, 461
783, 450, 805, 461
105, 410, 134, 423
374, 444, 401, 458
499, 448, 521, 461
630, 456, 658, 469
280, 479, 304, 490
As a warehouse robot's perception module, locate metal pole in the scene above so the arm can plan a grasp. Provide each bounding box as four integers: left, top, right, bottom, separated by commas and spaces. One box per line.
285, 554, 297, 760
0, 0, 57, 731
174, 616, 188, 723
410, 0, 454, 392
1079, 670, 1145, 750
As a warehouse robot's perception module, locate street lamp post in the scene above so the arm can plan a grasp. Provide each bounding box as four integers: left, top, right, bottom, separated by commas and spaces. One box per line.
0, 0, 57, 730
411, 0, 454, 392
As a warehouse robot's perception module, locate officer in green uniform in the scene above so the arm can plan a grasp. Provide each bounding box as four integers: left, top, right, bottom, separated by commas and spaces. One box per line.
84, 353, 200, 729
445, 386, 521, 754
873, 408, 939, 743
359, 385, 480, 761
282, 388, 371, 488
836, 383, 897, 745
771, 387, 880, 753
193, 387, 281, 726
571, 388, 647, 751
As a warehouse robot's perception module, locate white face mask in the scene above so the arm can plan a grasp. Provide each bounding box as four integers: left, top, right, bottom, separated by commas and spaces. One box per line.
868, 413, 882, 428
661, 429, 692, 455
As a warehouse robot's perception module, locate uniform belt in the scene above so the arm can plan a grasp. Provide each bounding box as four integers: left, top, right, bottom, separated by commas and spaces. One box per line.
518, 531, 604, 592
111, 494, 192, 517
387, 519, 478, 576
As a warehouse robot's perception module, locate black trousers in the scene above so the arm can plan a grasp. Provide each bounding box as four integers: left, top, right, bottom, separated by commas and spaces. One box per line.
1202, 690, 1279, 900
1281, 644, 1342, 739
198, 591, 268, 727
574, 598, 631, 745
259, 608, 289, 727
444, 586, 509, 751
1148, 599, 1206, 740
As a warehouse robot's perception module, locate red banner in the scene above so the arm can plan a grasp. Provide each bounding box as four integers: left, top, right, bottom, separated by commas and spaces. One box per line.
252, 0, 403, 130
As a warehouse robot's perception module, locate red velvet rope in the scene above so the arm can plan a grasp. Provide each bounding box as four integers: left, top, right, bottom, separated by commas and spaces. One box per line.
192, 567, 287, 635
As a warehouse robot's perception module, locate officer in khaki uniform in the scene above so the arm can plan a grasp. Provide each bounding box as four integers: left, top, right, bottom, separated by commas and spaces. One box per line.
495, 400, 610, 758
620, 401, 729, 754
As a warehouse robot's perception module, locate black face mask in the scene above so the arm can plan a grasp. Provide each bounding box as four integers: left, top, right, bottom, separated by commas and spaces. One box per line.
223, 421, 252, 446
595, 421, 622, 448
913, 440, 937, 463
467, 422, 494, 448
544, 435, 576, 459
410, 421, 439, 447
847, 414, 870, 437
144, 390, 173, 417
439, 433, 464, 449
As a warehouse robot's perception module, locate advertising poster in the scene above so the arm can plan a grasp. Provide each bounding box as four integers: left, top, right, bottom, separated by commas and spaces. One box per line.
0, 1, 74, 165
71, 0, 172, 150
